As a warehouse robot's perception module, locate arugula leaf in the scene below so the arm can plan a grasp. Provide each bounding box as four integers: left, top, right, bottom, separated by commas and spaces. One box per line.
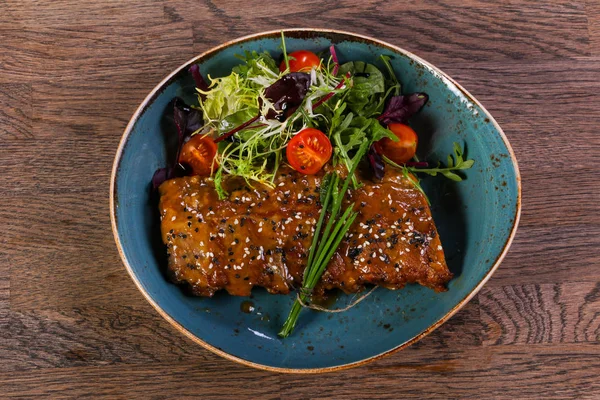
384, 142, 474, 182
379, 55, 401, 97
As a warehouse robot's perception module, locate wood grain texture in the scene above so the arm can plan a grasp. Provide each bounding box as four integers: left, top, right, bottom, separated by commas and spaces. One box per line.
1, 0, 599, 398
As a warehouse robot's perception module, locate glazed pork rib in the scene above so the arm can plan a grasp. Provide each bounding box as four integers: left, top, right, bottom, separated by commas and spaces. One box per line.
158, 166, 452, 297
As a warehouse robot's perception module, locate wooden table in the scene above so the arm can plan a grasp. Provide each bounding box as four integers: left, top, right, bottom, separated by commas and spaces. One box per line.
2, 1, 599, 398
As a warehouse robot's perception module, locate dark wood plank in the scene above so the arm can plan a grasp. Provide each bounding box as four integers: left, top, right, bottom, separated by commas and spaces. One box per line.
493, 225, 600, 286
186, 0, 589, 63
0, 0, 194, 81
0, 84, 32, 140
0, 361, 280, 399
3, 191, 141, 310
0, 305, 216, 371
278, 343, 600, 399
480, 282, 600, 345
587, 0, 600, 56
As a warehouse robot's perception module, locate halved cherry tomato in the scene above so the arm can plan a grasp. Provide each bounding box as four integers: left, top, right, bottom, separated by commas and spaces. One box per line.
179, 134, 218, 176
286, 128, 332, 175
279, 50, 321, 73
374, 123, 418, 164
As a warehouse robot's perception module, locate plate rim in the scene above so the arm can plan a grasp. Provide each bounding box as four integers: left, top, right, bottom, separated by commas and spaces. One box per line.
109, 28, 522, 373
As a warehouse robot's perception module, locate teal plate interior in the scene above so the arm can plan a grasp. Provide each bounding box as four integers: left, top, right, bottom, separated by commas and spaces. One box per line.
111, 29, 521, 372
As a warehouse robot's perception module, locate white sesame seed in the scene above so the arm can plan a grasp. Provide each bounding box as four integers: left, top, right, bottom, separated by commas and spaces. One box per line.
258, 228, 263, 232
208, 263, 213, 269
368, 192, 374, 196
278, 182, 285, 187
371, 252, 376, 258
297, 193, 302, 199
386, 242, 391, 248
231, 241, 236, 246
171, 216, 176, 221
250, 203, 256, 207
234, 219, 239, 225
379, 256, 386, 261
374, 234, 379, 239
378, 248, 383, 254
437, 245, 443, 250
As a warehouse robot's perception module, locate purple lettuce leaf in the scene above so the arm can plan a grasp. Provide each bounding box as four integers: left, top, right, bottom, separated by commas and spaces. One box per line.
189, 64, 209, 100
367, 144, 385, 181
151, 98, 202, 190
263, 72, 311, 121
378, 93, 429, 125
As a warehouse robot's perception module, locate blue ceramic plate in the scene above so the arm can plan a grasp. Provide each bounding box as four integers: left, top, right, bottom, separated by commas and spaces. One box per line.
110, 29, 521, 372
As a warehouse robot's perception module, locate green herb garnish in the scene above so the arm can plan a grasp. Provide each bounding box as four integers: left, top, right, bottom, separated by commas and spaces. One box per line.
406, 142, 474, 182
382, 142, 475, 184
279, 141, 369, 337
